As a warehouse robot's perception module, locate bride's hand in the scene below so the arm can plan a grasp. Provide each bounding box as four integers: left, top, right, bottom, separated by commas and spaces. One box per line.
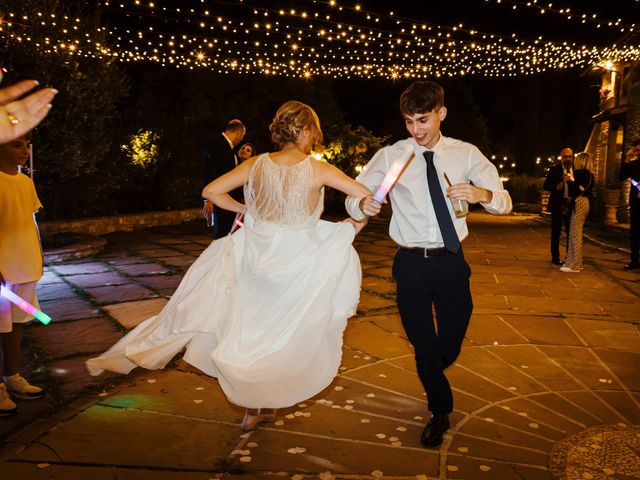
342, 217, 367, 234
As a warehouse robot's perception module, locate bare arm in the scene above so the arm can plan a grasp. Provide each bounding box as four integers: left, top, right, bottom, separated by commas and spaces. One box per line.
202, 158, 254, 213
317, 162, 381, 216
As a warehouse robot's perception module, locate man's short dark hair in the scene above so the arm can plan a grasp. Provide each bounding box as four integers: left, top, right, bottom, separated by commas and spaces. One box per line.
400, 81, 445, 115
224, 119, 245, 133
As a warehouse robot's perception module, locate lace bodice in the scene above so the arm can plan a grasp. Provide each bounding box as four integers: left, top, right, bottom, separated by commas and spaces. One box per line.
244, 154, 324, 226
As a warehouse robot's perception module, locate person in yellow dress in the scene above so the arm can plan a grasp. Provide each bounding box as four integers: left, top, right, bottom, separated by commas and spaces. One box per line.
0, 134, 46, 417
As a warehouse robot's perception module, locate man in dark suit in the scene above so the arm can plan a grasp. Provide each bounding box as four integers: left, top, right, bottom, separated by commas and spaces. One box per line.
619, 138, 640, 270
202, 119, 246, 238
543, 147, 573, 265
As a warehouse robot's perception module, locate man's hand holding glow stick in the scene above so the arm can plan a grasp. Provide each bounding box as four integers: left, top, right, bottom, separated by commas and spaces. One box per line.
0, 285, 52, 325
373, 144, 415, 203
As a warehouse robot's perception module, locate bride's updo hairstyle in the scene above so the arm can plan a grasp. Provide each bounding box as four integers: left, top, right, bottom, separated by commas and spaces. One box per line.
269, 100, 324, 150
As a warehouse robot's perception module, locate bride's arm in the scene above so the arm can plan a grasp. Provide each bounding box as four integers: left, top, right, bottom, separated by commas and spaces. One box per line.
316, 162, 382, 217
202, 159, 254, 214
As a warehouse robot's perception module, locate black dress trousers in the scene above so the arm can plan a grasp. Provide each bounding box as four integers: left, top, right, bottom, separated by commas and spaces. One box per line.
392, 248, 473, 414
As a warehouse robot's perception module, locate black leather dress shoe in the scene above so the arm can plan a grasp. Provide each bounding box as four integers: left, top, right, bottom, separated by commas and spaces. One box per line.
420, 413, 450, 448
624, 262, 640, 270
551, 258, 563, 266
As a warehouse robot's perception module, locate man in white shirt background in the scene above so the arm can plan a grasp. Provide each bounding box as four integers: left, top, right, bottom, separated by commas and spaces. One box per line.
346, 80, 512, 448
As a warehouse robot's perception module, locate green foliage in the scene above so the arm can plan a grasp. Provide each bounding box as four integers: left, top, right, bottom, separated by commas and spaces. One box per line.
503, 174, 543, 204
124, 130, 160, 168
321, 125, 389, 213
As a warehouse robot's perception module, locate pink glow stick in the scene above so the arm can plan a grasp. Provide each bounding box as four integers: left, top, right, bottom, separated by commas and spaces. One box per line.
0, 285, 51, 325
229, 212, 244, 234
373, 144, 415, 203
631, 179, 640, 192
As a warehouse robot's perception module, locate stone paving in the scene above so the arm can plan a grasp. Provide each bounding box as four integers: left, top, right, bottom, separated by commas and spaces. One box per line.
1, 213, 639, 480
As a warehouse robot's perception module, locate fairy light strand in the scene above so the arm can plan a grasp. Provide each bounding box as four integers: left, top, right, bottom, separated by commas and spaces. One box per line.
0, 2, 638, 79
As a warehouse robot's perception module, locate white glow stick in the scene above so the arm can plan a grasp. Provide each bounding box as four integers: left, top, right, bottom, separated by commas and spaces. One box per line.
0, 285, 51, 325
631, 179, 640, 192
373, 144, 415, 203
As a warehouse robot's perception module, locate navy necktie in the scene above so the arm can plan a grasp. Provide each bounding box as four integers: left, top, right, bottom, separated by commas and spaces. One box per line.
423, 151, 460, 253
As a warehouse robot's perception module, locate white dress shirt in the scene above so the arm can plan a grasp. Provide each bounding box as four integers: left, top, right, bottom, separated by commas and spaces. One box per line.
346, 134, 512, 248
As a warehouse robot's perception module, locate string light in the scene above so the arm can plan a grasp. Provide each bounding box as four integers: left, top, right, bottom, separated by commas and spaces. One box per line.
483, 0, 635, 33
0, 2, 638, 79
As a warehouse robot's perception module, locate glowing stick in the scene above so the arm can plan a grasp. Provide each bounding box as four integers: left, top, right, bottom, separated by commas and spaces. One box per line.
373, 144, 415, 203
229, 212, 244, 234
631, 179, 640, 192
0, 285, 51, 325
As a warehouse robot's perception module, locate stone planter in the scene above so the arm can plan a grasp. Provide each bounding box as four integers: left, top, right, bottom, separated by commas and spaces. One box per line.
604, 188, 621, 225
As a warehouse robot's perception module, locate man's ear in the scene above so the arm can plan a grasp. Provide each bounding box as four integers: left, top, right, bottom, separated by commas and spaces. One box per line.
438, 106, 447, 122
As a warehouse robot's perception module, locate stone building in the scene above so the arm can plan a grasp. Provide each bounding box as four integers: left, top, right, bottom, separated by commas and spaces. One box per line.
583, 32, 640, 224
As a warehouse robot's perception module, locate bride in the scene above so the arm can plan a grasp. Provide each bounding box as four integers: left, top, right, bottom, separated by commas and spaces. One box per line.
86, 100, 382, 430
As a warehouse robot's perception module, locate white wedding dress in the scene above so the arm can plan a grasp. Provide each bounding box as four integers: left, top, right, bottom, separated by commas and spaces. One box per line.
86, 154, 362, 408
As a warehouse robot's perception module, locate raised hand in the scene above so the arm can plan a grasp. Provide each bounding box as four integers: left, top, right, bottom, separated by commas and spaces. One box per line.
0, 80, 58, 144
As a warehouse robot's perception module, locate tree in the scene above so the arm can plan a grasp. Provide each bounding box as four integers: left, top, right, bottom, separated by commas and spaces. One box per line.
0, 0, 128, 218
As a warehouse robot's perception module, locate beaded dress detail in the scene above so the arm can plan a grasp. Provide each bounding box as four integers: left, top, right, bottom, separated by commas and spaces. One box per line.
245, 154, 323, 227
87, 153, 362, 409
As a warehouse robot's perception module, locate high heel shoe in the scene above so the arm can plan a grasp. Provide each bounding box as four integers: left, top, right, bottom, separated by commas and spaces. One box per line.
240, 408, 277, 431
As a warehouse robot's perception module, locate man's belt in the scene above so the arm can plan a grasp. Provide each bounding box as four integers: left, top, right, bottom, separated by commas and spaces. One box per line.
398, 246, 449, 257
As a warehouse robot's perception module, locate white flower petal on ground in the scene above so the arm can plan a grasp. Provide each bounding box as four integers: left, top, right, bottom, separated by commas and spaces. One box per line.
366, 393, 376, 398
361, 418, 371, 423
396, 426, 407, 432
457, 447, 469, 453
479, 465, 491, 472
193, 399, 203, 404
195, 386, 205, 391
247, 442, 258, 448
239, 456, 252, 463
287, 447, 307, 454
371, 470, 383, 478
275, 420, 285, 426
375, 433, 386, 439
334, 386, 344, 391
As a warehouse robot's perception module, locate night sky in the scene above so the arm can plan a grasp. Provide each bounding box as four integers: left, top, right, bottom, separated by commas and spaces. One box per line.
100, 0, 640, 161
